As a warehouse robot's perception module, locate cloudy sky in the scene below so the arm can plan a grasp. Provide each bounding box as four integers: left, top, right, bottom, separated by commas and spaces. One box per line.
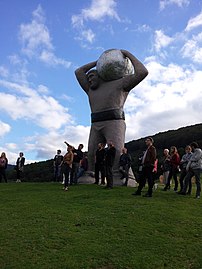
0, 0, 202, 164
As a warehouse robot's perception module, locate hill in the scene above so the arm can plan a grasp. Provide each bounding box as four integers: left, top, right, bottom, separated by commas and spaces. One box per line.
126, 123, 202, 172
7, 123, 202, 182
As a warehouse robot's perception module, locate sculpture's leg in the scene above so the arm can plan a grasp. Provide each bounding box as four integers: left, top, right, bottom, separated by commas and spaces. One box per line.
88, 123, 106, 173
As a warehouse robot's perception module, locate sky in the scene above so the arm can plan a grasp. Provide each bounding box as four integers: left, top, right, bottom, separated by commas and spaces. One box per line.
0, 0, 202, 164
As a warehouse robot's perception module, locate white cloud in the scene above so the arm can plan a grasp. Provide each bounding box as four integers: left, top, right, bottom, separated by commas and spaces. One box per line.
0, 121, 11, 137
72, 0, 120, 27
0, 79, 73, 130
80, 29, 95, 43
0, 66, 9, 77
124, 59, 202, 141
181, 32, 202, 64
185, 11, 202, 32
154, 30, 174, 52
71, 0, 120, 44
160, 0, 190, 11
24, 125, 90, 160
19, 5, 71, 68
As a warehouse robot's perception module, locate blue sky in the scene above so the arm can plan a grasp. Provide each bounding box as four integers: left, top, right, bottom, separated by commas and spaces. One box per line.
0, 0, 202, 164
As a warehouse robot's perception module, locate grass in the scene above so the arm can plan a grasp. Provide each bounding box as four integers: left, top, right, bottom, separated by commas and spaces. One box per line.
0, 182, 201, 269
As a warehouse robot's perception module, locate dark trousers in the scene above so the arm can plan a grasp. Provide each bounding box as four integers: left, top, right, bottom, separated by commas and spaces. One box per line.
16, 169, 23, 181
54, 165, 62, 182
63, 164, 71, 188
136, 166, 154, 196
179, 168, 192, 193
119, 164, 130, 185
183, 168, 201, 197
70, 162, 80, 184
166, 168, 178, 190
95, 163, 105, 184
106, 165, 113, 188
0, 168, 7, 183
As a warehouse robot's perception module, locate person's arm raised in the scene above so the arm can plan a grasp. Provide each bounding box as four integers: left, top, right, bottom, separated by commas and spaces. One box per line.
121, 49, 148, 92
75, 61, 97, 93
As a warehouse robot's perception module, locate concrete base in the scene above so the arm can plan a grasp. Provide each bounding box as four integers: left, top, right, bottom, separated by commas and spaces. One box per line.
77, 168, 137, 187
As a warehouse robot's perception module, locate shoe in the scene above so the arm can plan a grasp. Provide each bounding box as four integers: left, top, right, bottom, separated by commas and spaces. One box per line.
132, 192, 141, 196
64, 187, 68, 191
174, 189, 178, 192
94, 182, 99, 185
143, 193, 152, 198
178, 191, 186, 195
104, 186, 113, 189
196, 196, 200, 199
186, 192, 191, 195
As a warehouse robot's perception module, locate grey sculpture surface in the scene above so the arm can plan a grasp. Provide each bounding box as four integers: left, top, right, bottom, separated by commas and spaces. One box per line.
75, 49, 148, 177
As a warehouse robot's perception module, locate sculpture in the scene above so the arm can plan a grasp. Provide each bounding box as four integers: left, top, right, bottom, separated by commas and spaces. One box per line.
75, 49, 148, 180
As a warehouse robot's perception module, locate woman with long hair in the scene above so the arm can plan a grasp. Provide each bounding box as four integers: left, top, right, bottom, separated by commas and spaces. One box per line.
163, 146, 180, 191
0, 152, 8, 183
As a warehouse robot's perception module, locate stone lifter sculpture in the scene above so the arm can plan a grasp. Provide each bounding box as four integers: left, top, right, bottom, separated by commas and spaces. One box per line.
75, 49, 148, 179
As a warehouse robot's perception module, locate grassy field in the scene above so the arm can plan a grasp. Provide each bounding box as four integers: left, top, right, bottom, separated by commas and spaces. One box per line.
0, 182, 201, 269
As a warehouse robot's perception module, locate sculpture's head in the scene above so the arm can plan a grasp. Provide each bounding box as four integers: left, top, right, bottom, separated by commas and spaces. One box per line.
87, 70, 99, 90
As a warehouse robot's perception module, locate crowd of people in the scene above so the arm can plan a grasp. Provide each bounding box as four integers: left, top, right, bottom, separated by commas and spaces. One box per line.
1, 138, 201, 199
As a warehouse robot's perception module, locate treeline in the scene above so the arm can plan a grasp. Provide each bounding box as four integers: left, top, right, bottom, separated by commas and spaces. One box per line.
7, 123, 202, 182
7, 159, 54, 182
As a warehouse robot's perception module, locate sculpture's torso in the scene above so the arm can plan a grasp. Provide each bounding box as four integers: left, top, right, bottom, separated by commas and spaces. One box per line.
88, 79, 128, 113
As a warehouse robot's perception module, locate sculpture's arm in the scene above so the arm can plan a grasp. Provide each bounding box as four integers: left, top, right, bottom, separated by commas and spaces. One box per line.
75, 61, 97, 93
121, 50, 148, 92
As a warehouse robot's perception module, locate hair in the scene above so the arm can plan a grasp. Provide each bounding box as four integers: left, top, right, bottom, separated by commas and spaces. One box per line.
57, 150, 61, 154
170, 146, 177, 153
1, 152, 6, 157
79, 144, 84, 148
146, 137, 154, 143
185, 145, 191, 150
190, 142, 199, 148
164, 148, 169, 153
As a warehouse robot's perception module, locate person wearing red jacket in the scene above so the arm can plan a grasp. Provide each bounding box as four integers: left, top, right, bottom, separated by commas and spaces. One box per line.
132, 137, 157, 197
163, 146, 180, 191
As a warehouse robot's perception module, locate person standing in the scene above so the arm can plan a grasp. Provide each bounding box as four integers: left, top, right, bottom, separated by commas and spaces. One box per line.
65, 142, 84, 185
105, 142, 116, 189
77, 154, 88, 179
0, 152, 8, 183
178, 146, 192, 194
180, 142, 202, 199
53, 149, 63, 182
163, 146, 180, 191
62, 145, 74, 191
16, 152, 25, 183
119, 147, 131, 186
94, 143, 106, 185
161, 149, 171, 188
133, 137, 156, 197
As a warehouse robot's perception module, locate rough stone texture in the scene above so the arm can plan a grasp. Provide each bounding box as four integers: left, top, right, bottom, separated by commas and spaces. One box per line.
75, 49, 148, 186
96, 49, 134, 81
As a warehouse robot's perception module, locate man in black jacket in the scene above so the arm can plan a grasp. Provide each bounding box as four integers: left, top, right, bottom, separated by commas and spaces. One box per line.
119, 147, 131, 186
105, 142, 116, 189
133, 137, 156, 197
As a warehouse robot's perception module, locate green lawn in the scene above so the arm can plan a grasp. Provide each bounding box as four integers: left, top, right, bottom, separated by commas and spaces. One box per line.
0, 183, 201, 269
